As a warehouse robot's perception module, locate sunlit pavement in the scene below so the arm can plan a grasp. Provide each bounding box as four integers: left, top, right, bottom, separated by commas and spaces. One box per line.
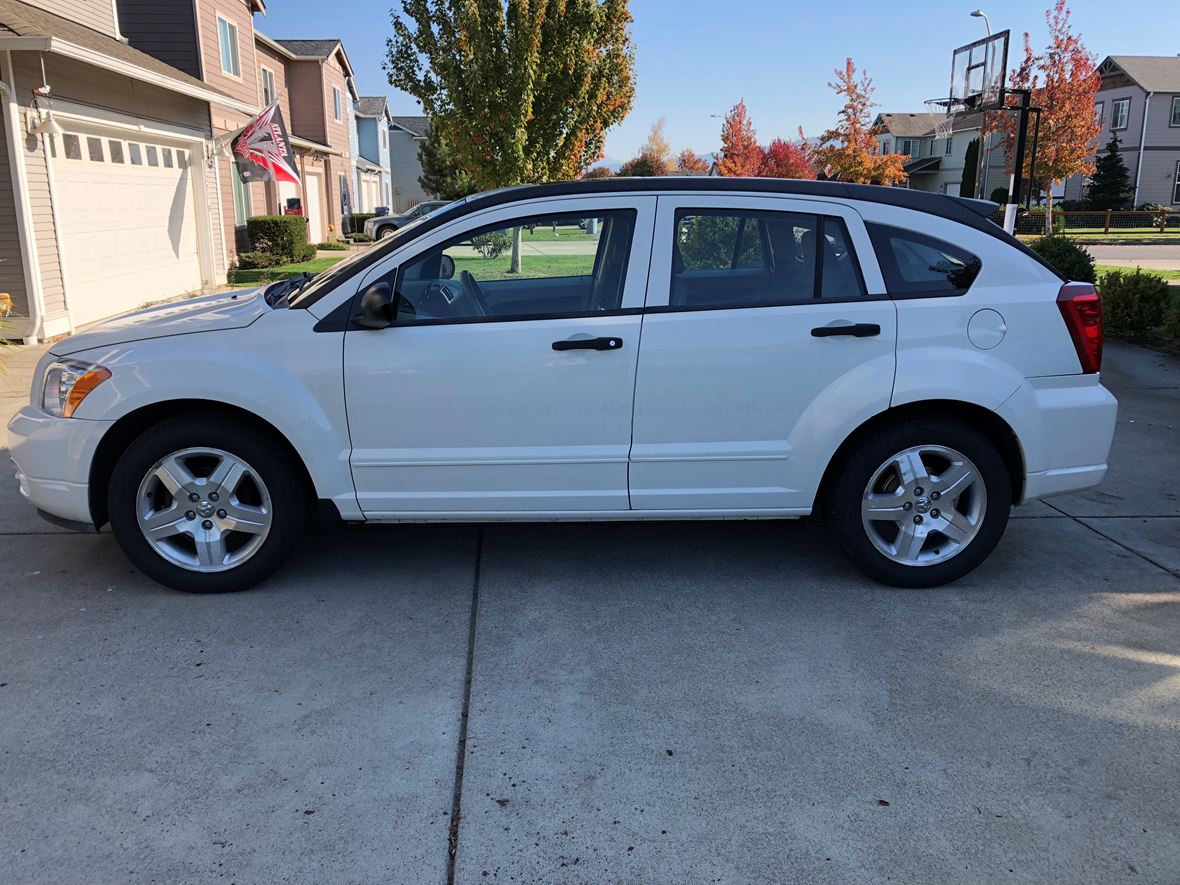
1, 342, 1177, 883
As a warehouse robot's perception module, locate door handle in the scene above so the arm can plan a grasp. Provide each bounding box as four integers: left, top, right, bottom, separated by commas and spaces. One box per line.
811, 323, 881, 338
552, 337, 624, 351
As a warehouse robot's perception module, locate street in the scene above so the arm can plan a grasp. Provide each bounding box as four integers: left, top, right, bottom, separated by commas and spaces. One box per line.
1, 342, 1178, 884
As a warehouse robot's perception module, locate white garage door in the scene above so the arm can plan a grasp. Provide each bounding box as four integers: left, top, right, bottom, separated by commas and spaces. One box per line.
53, 127, 205, 327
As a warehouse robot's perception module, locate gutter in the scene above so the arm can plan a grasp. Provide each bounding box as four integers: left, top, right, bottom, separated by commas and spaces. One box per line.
290, 135, 343, 157
1133, 92, 1152, 207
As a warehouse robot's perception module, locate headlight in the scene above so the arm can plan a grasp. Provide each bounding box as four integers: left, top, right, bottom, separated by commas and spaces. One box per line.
41, 360, 112, 418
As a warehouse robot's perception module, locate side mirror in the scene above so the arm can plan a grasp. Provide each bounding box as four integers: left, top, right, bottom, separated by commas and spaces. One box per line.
439, 254, 456, 279
352, 281, 393, 329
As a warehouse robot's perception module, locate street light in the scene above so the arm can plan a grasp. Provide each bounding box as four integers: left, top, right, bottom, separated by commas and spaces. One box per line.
970, 9, 992, 35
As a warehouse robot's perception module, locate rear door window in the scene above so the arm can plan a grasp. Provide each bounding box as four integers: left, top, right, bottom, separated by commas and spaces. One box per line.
671, 209, 866, 308
867, 224, 982, 296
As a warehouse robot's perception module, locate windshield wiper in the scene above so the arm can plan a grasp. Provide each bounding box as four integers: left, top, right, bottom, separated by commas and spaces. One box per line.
264, 272, 316, 308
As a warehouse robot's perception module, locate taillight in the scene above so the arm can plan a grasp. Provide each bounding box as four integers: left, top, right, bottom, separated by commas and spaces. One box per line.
1057, 282, 1103, 374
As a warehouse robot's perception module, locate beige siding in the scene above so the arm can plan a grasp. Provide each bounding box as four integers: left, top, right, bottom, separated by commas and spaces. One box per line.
25, 0, 117, 37
286, 60, 326, 145
254, 42, 292, 123
196, 0, 259, 107
21, 126, 64, 317
322, 54, 350, 153
0, 101, 28, 320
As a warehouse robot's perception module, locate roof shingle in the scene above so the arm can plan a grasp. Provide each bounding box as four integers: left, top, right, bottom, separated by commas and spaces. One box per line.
391, 115, 429, 136
355, 96, 388, 117
1106, 55, 1180, 93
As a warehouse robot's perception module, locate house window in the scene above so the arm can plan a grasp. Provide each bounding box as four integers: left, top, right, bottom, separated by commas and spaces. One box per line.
231, 169, 251, 226
944, 136, 953, 156
1111, 97, 1129, 131
108, 140, 125, 164
1174, 161, 1180, 204
261, 66, 276, 106
882, 139, 892, 154
218, 16, 241, 78
898, 138, 919, 157
1171, 96, 1180, 127
381, 127, 387, 150
86, 137, 104, 162
332, 87, 342, 122
146, 145, 159, 167
1095, 100, 1104, 125
128, 143, 143, 165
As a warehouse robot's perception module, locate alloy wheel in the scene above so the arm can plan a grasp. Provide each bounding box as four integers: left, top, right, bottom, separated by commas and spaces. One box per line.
135, 447, 273, 573
860, 444, 987, 567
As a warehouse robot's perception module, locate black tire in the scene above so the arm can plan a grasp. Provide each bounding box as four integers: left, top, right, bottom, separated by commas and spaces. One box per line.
107, 413, 307, 593
378, 225, 397, 239
828, 418, 1012, 588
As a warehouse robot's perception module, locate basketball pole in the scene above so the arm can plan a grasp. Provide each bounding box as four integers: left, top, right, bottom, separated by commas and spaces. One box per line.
1003, 89, 1032, 235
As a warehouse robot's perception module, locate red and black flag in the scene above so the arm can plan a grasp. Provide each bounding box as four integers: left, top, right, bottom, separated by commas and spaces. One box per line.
232, 102, 300, 185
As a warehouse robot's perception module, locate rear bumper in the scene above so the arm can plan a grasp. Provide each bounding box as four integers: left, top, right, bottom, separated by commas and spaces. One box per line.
997, 374, 1118, 504
7, 406, 112, 526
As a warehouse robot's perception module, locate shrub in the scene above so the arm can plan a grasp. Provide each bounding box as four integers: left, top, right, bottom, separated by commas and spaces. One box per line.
1058, 199, 1088, 212
470, 230, 512, 259
315, 241, 349, 251
1028, 236, 1095, 282
990, 187, 1009, 204
236, 250, 282, 270
350, 213, 376, 234
1099, 268, 1170, 336
1025, 206, 1065, 234
1163, 293, 1180, 343
348, 233, 373, 243
245, 215, 311, 262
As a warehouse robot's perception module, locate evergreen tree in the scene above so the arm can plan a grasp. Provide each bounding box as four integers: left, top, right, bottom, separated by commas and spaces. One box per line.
417, 124, 476, 201
959, 138, 979, 198
1085, 134, 1134, 209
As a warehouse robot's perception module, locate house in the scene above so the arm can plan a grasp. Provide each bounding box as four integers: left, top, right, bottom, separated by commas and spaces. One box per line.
354, 96, 392, 211
389, 115, 431, 211
874, 112, 1008, 198
0, 0, 242, 341
1063, 55, 1180, 208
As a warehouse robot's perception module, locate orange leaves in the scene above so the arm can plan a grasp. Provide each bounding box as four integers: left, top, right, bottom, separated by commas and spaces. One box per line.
716, 100, 762, 177
810, 58, 907, 185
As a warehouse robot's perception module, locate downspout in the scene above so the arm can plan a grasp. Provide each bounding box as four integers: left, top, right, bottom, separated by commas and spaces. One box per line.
1133, 92, 1151, 208
0, 53, 45, 343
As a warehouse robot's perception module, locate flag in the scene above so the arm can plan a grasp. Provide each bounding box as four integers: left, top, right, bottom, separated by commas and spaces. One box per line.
232, 102, 300, 185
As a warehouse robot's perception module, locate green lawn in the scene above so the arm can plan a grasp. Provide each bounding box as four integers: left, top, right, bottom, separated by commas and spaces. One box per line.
1017, 232, 1180, 243
517, 226, 600, 242
227, 256, 346, 286
450, 253, 595, 282
1095, 265, 1180, 281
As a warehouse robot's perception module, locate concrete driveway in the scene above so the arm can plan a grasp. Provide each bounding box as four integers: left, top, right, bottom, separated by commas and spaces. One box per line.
1, 342, 1178, 884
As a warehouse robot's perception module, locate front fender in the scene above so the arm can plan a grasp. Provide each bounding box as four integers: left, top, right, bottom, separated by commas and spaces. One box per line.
67, 310, 361, 519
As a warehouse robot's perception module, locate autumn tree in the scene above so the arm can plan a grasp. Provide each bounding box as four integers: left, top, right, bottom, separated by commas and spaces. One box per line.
675, 148, 710, 175
639, 118, 673, 172
760, 138, 815, 179
581, 165, 615, 179
617, 150, 667, 177
992, 1, 1100, 232
716, 100, 762, 176
806, 59, 907, 185
417, 123, 477, 200
386, 0, 635, 269
1086, 135, 1134, 209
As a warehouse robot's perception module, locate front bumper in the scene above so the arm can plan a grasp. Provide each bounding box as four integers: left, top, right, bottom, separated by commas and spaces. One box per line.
997, 374, 1118, 503
7, 406, 113, 526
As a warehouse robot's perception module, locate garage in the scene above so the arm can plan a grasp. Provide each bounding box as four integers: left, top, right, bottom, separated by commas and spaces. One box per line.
51, 124, 208, 327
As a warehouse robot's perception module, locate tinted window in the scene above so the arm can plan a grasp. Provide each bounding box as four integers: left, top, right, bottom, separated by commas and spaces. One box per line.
388, 210, 636, 324
867, 224, 981, 296
672, 209, 865, 308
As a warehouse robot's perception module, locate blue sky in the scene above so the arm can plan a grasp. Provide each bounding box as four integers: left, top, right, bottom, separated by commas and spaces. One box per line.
259, 0, 1179, 162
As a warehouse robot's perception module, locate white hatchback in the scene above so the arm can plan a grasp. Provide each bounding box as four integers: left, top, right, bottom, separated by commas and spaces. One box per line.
8, 179, 1117, 592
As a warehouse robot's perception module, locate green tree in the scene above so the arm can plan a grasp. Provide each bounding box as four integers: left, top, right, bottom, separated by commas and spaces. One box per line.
417, 124, 476, 201
959, 138, 979, 198
1085, 135, 1134, 210
387, 0, 634, 272
617, 150, 667, 177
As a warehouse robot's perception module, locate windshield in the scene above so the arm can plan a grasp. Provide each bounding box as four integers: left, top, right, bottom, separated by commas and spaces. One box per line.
288, 200, 458, 308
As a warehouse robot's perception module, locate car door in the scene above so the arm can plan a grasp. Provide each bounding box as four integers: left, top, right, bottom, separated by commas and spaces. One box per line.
343, 195, 655, 516
629, 194, 896, 512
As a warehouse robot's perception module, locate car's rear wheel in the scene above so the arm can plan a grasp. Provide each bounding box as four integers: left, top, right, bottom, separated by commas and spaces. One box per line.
828, 419, 1011, 588
378, 225, 397, 239
107, 414, 307, 593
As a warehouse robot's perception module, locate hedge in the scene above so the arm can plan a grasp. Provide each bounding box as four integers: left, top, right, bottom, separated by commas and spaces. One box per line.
245, 215, 315, 263
1098, 269, 1171, 337
349, 213, 376, 234
1028, 236, 1095, 283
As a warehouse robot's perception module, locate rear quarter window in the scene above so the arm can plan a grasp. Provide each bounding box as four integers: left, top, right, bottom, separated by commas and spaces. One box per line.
867, 223, 982, 297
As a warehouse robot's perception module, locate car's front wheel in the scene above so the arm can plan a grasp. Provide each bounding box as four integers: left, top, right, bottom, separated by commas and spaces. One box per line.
378, 225, 397, 239
828, 419, 1012, 588
107, 414, 307, 592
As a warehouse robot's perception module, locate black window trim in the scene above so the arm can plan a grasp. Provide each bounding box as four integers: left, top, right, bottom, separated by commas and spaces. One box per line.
866, 222, 984, 300
670, 207, 869, 308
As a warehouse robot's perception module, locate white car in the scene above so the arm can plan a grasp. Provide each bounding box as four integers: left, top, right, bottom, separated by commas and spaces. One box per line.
8, 180, 1116, 593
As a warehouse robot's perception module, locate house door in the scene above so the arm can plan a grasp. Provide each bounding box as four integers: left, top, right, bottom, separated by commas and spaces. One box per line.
342, 196, 655, 516
303, 170, 324, 242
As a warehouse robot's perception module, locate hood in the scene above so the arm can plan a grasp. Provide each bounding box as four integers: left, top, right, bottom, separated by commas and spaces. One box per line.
51, 288, 268, 357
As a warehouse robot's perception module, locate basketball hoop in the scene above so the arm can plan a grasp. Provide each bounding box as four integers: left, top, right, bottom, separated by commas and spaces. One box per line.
924, 98, 960, 142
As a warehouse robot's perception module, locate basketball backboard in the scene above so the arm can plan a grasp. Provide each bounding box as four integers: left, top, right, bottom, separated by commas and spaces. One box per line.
949, 29, 1009, 110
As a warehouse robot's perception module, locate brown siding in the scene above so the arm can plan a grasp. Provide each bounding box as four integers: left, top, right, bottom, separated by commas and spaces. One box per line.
195, 0, 259, 107
286, 60, 326, 145
254, 40, 292, 123
25, 0, 117, 37
115, 0, 201, 79
0, 102, 29, 320
322, 54, 350, 152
